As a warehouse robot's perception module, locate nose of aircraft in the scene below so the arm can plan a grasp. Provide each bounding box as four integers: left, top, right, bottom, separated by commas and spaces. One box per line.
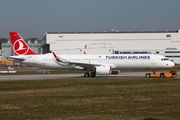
167, 61, 175, 68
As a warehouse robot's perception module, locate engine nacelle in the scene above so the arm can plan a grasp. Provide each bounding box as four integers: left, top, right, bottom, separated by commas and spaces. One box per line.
111, 70, 120, 75
95, 66, 111, 75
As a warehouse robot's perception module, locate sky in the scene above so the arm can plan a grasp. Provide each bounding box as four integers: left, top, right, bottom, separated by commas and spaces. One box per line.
0, 0, 180, 39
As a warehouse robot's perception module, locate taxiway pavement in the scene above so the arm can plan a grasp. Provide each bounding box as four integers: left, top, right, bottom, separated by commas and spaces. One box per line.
0, 72, 179, 81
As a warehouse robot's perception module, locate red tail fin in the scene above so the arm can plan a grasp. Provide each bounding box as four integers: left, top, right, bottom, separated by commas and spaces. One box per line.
9, 32, 36, 55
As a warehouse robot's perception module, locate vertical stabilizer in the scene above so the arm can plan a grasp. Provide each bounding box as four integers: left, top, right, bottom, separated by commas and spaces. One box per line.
10, 32, 36, 55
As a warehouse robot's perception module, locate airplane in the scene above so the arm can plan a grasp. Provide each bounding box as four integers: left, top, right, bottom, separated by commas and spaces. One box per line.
8, 32, 175, 77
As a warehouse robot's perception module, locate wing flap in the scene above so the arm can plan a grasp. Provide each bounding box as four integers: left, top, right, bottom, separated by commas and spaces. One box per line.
68, 62, 101, 67
68, 61, 116, 68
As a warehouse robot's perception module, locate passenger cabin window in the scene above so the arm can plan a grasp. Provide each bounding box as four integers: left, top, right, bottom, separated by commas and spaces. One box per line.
123, 52, 131, 54
133, 52, 139, 54
114, 51, 119, 54
166, 34, 171, 37
140, 52, 148, 54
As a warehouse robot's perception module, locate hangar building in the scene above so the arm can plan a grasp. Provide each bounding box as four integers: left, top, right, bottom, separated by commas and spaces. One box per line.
42, 30, 180, 64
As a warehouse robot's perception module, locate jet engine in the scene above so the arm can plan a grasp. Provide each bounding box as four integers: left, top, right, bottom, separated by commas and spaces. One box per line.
95, 66, 112, 75
111, 70, 120, 75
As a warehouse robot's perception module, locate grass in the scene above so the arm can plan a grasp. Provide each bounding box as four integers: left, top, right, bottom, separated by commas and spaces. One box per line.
0, 78, 180, 120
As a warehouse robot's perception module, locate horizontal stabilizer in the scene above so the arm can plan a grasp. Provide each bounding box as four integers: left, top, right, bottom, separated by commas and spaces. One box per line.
7, 56, 25, 62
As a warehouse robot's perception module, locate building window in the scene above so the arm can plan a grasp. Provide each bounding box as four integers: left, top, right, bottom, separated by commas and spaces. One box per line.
174, 51, 180, 53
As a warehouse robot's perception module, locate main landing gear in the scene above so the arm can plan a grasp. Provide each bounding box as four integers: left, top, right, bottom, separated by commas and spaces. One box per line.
84, 72, 96, 77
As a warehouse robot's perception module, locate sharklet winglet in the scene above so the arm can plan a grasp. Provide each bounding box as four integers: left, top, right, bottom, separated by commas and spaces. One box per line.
52, 52, 62, 62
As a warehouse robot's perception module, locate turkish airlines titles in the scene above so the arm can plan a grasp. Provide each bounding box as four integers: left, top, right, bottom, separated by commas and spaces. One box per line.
106, 55, 150, 60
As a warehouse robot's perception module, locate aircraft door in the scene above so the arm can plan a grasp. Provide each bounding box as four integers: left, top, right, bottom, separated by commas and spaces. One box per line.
32, 56, 37, 65
151, 55, 156, 65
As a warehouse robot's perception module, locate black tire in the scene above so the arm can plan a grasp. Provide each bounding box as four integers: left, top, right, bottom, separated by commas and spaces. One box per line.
91, 72, 96, 77
145, 73, 150, 78
84, 73, 90, 77
160, 73, 165, 78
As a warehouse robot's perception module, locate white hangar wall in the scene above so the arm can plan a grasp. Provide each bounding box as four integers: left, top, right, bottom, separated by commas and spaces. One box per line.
44, 30, 180, 54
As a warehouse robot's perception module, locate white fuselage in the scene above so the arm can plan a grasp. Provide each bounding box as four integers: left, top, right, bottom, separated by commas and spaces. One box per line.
12, 53, 174, 70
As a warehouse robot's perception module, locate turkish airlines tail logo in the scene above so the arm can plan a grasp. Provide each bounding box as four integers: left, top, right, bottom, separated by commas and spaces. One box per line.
10, 32, 36, 56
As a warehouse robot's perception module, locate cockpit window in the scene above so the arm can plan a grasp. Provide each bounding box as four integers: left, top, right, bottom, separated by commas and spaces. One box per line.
161, 58, 169, 61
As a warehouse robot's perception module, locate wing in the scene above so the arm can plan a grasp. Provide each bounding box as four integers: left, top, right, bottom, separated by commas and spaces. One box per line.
69, 61, 102, 67
52, 52, 116, 68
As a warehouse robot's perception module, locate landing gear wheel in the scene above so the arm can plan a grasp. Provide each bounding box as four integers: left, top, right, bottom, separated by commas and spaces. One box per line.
160, 73, 165, 78
84, 73, 90, 77
91, 72, 96, 77
145, 73, 150, 78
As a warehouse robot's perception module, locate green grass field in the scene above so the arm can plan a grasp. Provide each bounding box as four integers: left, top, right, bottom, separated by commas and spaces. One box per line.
0, 78, 180, 120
